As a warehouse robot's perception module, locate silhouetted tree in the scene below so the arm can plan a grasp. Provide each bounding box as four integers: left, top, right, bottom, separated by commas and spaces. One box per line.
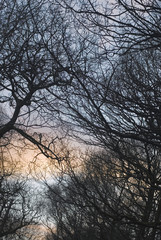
57, 0, 161, 53
0, 0, 75, 161
0, 150, 39, 239
2, 1, 161, 239
43, 45, 161, 239
44, 146, 161, 239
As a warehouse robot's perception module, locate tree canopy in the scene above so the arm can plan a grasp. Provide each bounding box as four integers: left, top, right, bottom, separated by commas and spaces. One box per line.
1, 0, 161, 239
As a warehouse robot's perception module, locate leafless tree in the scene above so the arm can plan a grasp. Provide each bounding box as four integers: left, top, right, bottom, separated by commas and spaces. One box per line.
41, 42, 161, 238
44, 146, 161, 239
0, 0, 75, 161
57, 0, 161, 53
0, 151, 39, 239
1, 1, 161, 239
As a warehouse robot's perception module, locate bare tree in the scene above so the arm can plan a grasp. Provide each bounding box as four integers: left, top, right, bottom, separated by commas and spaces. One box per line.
1, 1, 161, 239
0, 150, 39, 239
43, 145, 161, 239
0, 0, 75, 161
40, 40, 161, 238
57, 0, 161, 53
